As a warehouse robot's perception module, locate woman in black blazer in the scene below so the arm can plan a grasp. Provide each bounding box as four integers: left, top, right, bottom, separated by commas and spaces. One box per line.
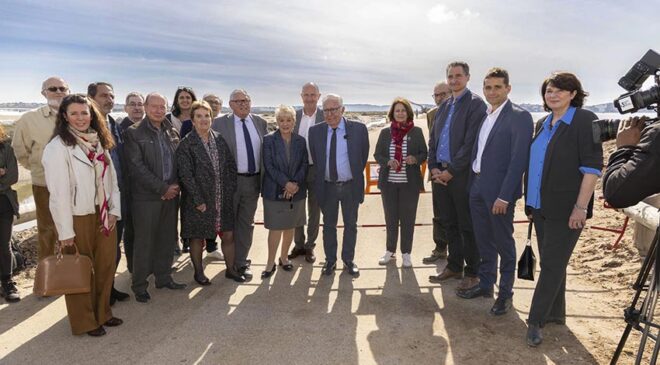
374, 98, 428, 268
261, 105, 308, 279
524, 72, 603, 347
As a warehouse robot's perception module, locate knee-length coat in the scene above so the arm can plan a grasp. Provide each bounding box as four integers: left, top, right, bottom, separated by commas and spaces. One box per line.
176, 129, 237, 238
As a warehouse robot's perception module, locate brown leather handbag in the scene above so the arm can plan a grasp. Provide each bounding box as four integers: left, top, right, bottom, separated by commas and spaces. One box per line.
33, 243, 93, 296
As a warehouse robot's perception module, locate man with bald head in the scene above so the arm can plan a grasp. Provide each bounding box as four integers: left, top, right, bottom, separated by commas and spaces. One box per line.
13, 76, 69, 262
212, 89, 267, 280
290, 82, 324, 263
124, 93, 185, 302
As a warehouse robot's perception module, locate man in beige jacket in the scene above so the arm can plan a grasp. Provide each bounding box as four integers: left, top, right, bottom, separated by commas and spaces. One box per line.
12, 76, 69, 261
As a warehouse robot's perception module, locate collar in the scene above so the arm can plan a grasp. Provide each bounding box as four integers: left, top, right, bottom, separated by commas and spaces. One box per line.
450, 88, 470, 104
327, 117, 346, 131
302, 107, 318, 118
487, 99, 509, 115
145, 117, 166, 132
234, 114, 252, 123
40, 105, 57, 118
543, 106, 577, 129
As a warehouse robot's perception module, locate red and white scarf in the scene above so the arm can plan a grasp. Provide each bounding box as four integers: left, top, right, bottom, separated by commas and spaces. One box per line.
390, 120, 414, 172
69, 127, 112, 236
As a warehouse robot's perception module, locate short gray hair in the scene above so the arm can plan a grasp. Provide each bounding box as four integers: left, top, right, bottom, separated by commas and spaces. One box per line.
229, 89, 250, 101
322, 93, 343, 107
125, 92, 144, 105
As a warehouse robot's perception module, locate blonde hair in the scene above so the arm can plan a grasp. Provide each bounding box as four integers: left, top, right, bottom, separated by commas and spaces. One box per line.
275, 105, 296, 122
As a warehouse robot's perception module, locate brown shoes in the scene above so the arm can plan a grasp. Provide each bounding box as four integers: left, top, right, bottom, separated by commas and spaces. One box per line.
457, 276, 480, 291
429, 268, 463, 283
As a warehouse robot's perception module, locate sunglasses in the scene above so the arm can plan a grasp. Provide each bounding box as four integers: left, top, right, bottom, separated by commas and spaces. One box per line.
46, 86, 68, 93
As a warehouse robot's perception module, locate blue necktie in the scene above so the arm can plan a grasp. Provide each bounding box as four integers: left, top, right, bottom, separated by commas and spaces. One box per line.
241, 118, 256, 173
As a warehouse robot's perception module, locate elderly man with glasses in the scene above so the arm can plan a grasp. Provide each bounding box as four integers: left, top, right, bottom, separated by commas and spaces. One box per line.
211, 90, 267, 281
12, 76, 70, 264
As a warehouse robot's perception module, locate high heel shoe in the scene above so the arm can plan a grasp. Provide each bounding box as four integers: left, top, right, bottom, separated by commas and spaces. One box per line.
194, 274, 211, 286
279, 258, 293, 271
261, 264, 276, 279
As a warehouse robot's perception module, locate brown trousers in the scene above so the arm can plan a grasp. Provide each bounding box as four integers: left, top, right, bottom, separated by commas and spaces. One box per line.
33, 185, 58, 260
64, 212, 116, 335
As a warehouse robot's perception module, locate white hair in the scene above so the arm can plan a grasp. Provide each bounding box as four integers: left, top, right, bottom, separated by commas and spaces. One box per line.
322, 93, 343, 107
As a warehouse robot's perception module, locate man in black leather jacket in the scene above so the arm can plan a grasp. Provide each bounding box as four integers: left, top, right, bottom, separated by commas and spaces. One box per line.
603, 116, 660, 208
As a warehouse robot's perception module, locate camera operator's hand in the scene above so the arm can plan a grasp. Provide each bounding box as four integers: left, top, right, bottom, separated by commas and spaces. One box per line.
616, 116, 648, 148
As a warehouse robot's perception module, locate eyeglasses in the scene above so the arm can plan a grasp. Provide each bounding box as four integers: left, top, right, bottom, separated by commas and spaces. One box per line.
127, 102, 144, 108
230, 99, 250, 105
322, 106, 342, 114
45, 86, 68, 93
432, 92, 449, 98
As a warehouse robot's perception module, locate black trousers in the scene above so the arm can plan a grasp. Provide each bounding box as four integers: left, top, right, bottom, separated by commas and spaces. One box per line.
431, 182, 449, 252
380, 182, 420, 254
528, 209, 583, 325
0, 195, 13, 279
434, 171, 479, 276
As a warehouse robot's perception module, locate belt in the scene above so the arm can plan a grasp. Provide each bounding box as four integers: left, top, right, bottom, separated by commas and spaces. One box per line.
439, 162, 449, 168
325, 179, 353, 185
237, 172, 260, 177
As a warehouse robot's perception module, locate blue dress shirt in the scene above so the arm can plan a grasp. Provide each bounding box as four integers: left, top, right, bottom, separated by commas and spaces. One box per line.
526, 106, 602, 209
325, 118, 353, 182
436, 89, 468, 164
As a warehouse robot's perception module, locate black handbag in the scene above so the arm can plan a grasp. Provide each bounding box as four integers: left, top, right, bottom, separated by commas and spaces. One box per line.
517, 222, 536, 281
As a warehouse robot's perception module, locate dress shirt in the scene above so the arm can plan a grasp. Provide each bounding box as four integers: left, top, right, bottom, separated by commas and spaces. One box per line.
325, 118, 352, 182
233, 114, 262, 173
526, 106, 602, 209
472, 100, 508, 174
298, 110, 316, 164
146, 120, 175, 182
436, 89, 468, 164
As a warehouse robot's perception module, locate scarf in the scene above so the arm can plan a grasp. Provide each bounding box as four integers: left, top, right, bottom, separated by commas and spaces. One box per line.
390, 120, 414, 172
69, 126, 112, 236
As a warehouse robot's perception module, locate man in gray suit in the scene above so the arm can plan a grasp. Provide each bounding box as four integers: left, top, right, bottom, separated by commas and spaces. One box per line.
290, 82, 324, 264
308, 94, 369, 276
211, 89, 267, 280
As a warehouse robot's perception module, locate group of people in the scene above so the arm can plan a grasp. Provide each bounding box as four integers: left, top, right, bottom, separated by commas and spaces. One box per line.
0, 61, 603, 348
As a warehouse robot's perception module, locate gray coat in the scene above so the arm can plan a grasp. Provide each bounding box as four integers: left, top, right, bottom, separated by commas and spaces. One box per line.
176, 130, 237, 238
293, 107, 324, 134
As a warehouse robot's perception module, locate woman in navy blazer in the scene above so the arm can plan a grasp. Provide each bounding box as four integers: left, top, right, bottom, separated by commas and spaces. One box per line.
524, 72, 603, 347
261, 105, 308, 278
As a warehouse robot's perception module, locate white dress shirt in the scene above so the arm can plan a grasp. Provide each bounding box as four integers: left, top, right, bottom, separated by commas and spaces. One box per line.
298, 110, 316, 164
233, 114, 262, 173
472, 99, 509, 174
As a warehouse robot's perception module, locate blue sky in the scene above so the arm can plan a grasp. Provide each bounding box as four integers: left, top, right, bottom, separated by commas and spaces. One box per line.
1, 0, 658, 106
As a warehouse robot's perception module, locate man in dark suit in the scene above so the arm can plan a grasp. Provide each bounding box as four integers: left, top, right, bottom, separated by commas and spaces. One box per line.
428, 61, 487, 290
308, 94, 369, 276
88, 82, 131, 305
455, 68, 533, 316
211, 89, 268, 280
423, 81, 451, 264
290, 82, 325, 264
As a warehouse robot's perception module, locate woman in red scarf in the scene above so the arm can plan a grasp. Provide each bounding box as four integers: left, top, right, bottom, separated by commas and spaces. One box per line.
42, 94, 122, 337
373, 98, 428, 268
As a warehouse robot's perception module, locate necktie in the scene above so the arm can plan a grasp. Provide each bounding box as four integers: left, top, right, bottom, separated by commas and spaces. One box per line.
329, 128, 338, 182
241, 118, 256, 173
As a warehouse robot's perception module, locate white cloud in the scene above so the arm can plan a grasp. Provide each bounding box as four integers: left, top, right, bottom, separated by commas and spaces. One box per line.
427, 4, 479, 24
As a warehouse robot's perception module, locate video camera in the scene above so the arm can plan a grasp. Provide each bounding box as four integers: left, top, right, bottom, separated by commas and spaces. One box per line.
592, 49, 660, 143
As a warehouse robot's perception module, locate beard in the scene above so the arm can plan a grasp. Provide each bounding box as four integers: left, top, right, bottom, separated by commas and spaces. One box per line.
47, 97, 63, 110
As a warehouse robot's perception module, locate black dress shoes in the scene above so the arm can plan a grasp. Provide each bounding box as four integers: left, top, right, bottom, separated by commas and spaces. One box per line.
305, 248, 316, 263
156, 281, 187, 290
194, 275, 212, 286
490, 297, 512, 316
288, 247, 305, 259
344, 261, 359, 277
104, 317, 124, 327
455, 284, 493, 299
87, 326, 106, 337
135, 291, 151, 303
526, 324, 543, 347
239, 266, 253, 280
321, 262, 336, 276
261, 264, 277, 279
225, 270, 247, 283
110, 287, 130, 306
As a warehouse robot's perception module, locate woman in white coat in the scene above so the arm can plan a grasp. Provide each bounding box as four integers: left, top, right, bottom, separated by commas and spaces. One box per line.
42, 94, 122, 337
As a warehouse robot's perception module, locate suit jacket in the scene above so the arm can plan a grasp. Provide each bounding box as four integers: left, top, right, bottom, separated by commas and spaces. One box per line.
308, 119, 369, 206
262, 130, 308, 201
426, 107, 438, 131
373, 126, 428, 191
525, 108, 603, 219
428, 89, 487, 176
293, 107, 324, 135
469, 101, 533, 204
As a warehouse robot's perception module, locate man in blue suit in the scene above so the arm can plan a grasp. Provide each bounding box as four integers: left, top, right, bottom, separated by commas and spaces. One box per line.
308, 94, 369, 276
456, 68, 533, 316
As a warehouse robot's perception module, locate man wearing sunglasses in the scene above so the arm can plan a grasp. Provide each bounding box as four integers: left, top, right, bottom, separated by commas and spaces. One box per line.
12, 76, 70, 265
